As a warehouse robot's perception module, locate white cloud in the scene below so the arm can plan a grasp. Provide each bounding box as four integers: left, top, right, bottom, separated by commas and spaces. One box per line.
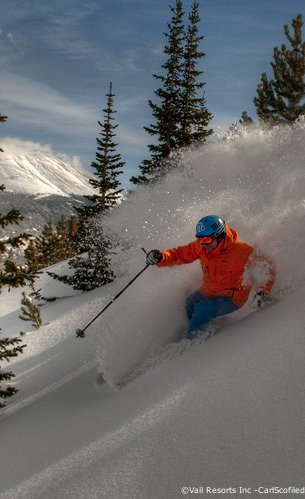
1, 72, 98, 131
150, 44, 165, 58
41, 4, 113, 68
0, 137, 53, 156
0, 137, 83, 169
122, 50, 143, 73
116, 126, 148, 154
55, 152, 83, 170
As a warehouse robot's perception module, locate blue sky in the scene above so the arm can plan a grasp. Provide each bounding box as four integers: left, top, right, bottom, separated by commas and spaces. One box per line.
0, 0, 304, 188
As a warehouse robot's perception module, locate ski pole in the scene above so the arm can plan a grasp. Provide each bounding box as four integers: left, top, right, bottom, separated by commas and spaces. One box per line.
76, 249, 150, 338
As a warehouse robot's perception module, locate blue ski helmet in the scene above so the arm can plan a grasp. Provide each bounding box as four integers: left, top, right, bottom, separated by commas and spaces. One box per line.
195, 215, 226, 239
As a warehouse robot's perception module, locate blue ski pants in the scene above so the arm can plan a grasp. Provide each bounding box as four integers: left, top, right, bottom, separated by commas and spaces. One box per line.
185, 290, 239, 340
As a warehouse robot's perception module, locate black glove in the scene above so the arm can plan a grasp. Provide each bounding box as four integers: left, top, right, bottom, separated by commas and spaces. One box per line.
249, 291, 273, 309
146, 249, 163, 265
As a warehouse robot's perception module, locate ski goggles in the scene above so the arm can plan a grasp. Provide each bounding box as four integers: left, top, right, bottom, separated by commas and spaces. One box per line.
197, 235, 214, 245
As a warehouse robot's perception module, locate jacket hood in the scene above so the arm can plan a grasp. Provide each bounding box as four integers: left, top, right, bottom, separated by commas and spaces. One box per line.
224, 222, 239, 245
213, 222, 239, 253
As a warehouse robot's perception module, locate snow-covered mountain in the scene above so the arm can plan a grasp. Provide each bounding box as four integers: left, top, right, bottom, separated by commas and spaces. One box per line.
0, 154, 95, 198
1, 121, 305, 498
0, 154, 96, 234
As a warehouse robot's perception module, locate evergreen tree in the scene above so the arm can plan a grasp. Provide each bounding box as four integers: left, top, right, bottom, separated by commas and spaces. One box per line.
68, 214, 78, 238
0, 188, 33, 290
54, 215, 78, 262
178, 1, 213, 147
65, 214, 79, 254
130, 0, 185, 184
0, 330, 26, 408
77, 82, 124, 218
48, 217, 115, 292
0, 103, 27, 408
49, 85, 125, 292
34, 220, 57, 268
30, 216, 78, 270
131, 0, 212, 184
239, 111, 255, 127
1, 105, 32, 288
19, 291, 42, 329
254, 13, 305, 124
24, 239, 40, 273
0, 196, 26, 407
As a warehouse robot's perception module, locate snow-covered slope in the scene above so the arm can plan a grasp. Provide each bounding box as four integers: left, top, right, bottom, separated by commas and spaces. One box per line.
1, 121, 305, 498
0, 261, 304, 499
0, 154, 95, 198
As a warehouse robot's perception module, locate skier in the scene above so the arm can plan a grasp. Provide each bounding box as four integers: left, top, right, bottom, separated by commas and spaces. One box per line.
146, 215, 275, 340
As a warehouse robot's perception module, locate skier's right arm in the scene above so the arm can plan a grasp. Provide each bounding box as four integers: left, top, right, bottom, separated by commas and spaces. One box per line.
154, 241, 201, 267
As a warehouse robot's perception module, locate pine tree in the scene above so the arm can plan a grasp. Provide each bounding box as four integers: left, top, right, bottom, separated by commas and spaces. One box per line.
1, 102, 31, 289
77, 82, 124, 218
48, 217, 115, 292
0, 330, 26, 408
254, 13, 305, 124
54, 215, 78, 262
0, 98, 27, 408
130, 0, 185, 184
239, 111, 255, 127
32, 217, 77, 269
19, 291, 42, 329
24, 239, 40, 273
66, 214, 80, 255
34, 220, 57, 268
0, 183, 34, 290
68, 215, 78, 238
178, 1, 213, 147
49, 85, 124, 292
131, 0, 212, 184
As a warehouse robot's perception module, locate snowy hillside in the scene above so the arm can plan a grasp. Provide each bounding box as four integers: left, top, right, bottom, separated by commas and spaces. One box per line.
1, 121, 305, 498
0, 154, 95, 198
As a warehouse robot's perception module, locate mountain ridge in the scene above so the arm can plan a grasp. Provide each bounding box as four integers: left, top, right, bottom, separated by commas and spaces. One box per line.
0, 154, 96, 198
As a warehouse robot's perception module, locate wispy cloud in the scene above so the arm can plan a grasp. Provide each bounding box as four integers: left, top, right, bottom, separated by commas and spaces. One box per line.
122, 50, 144, 73
150, 44, 165, 58
0, 137, 54, 156
44, 8, 102, 61
0, 137, 83, 169
1, 72, 98, 133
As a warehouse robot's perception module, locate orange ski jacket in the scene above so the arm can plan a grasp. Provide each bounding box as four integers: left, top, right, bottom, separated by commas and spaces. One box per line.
157, 223, 275, 308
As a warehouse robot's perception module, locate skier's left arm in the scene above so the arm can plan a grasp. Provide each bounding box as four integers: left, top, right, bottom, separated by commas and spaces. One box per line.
247, 251, 276, 307
257, 253, 276, 295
